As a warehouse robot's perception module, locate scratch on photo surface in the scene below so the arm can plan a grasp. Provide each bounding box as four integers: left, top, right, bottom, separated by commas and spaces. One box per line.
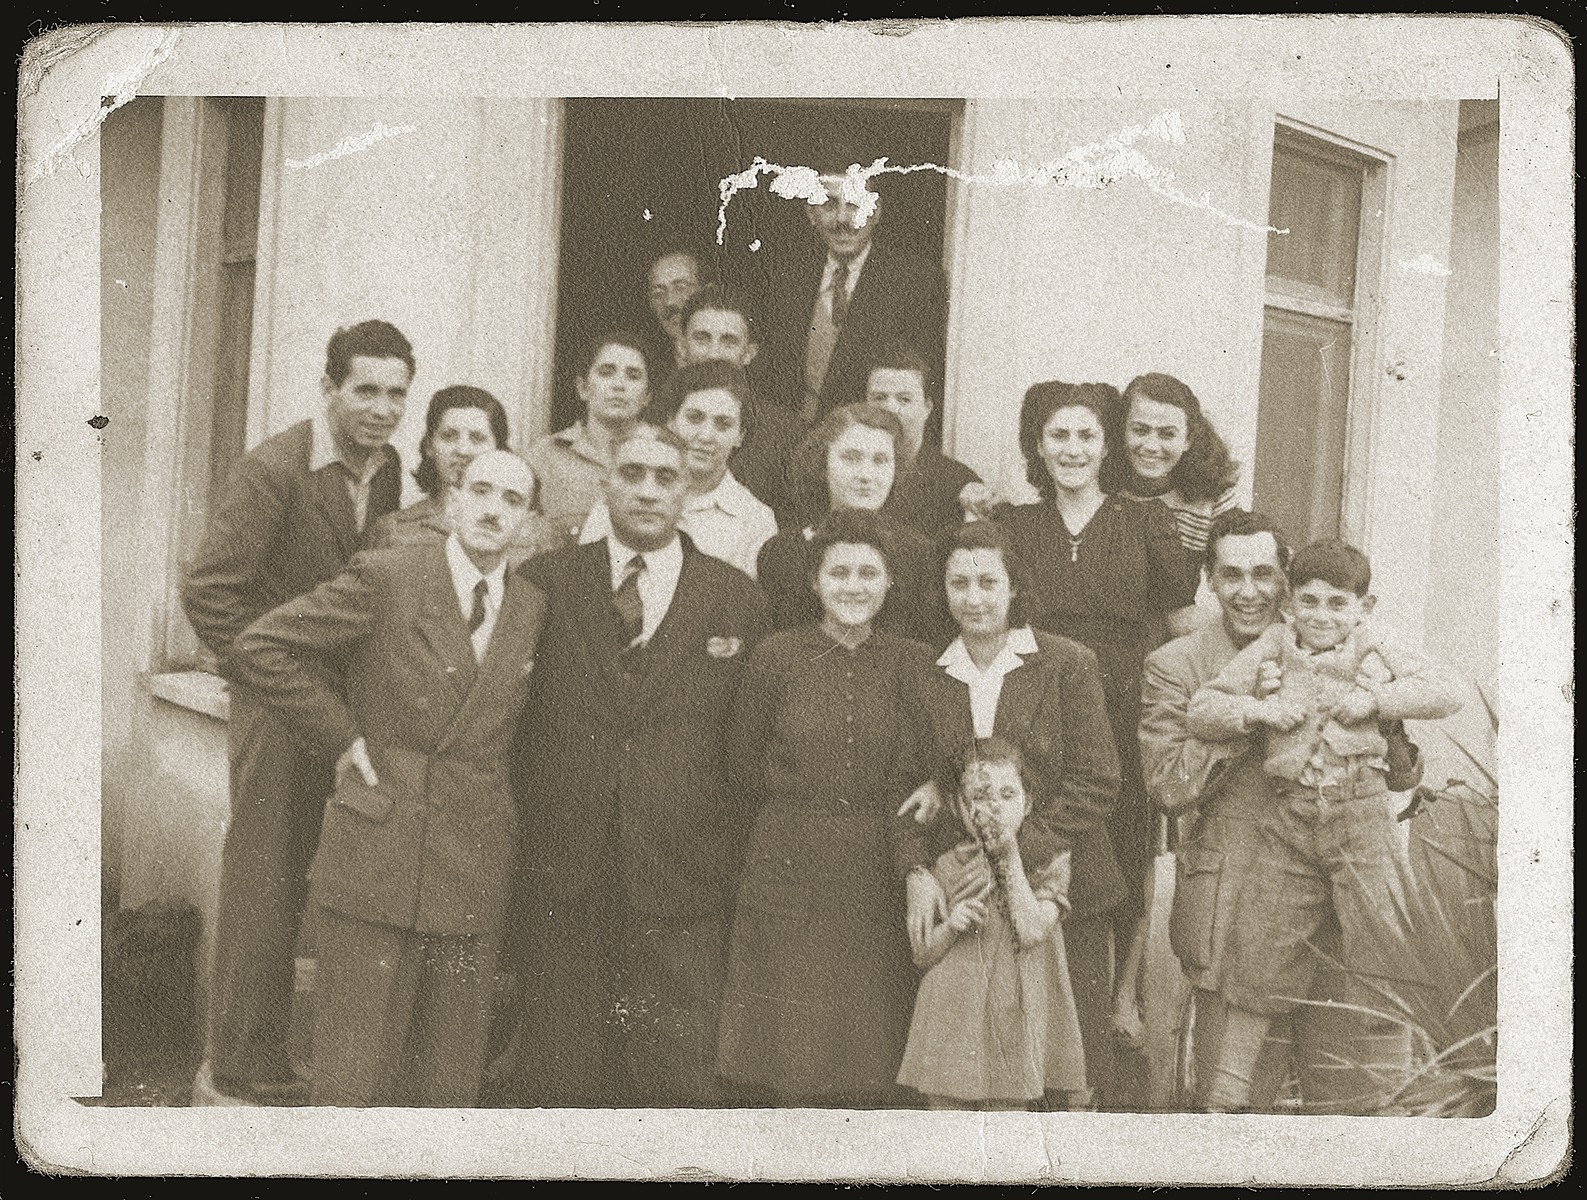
25, 27, 181, 184
286, 121, 419, 171
716, 110, 1287, 246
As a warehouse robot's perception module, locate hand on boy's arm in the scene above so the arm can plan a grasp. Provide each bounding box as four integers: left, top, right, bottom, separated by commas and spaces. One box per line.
1256, 659, 1284, 698
1331, 686, 1379, 725
1250, 695, 1308, 732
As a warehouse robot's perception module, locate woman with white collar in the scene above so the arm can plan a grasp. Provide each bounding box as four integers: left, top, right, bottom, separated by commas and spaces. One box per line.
895, 518, 1125, 1110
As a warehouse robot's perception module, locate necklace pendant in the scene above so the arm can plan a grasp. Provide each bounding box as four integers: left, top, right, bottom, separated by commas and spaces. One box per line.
1069, 540, 1080, 563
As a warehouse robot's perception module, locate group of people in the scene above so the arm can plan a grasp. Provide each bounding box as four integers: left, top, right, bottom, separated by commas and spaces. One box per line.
180, 167, 1461, 1114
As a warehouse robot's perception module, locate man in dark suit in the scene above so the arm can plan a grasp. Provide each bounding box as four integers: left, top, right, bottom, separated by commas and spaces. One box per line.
181, 318, 413, 1103
642, 246, 708, 391
765, 162, 948, 430
230, 451, 546, 1106
504, 423, 771, 1108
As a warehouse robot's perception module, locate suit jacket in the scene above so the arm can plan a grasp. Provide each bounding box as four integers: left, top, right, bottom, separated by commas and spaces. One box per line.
230, 542, 547, 937
765, 246, 948, 422
514, 535, 772, 923
182, 418, 403, 676
1140, 620, 1276, 988
896, 629, 1125, 920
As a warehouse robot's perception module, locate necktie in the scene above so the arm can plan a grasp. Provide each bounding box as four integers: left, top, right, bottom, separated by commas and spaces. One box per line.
468, 578, 489, 633
614, 554, 646, 646
830, 259, 851, 328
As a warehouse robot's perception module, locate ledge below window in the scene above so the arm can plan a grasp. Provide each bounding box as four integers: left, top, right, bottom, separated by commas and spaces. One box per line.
145, 671, 230, 722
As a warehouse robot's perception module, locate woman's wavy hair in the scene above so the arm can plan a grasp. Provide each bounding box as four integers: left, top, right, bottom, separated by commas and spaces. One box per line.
789, 401, 905, 524
806, 506, 899, 591
1106, 372, 1240, 502
413, 385, 510, 498
933, 518, 1032, 633
1018, 381, 1118, 502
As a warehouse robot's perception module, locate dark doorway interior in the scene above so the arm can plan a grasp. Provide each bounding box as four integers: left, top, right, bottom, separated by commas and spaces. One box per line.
551, 98, 958, 432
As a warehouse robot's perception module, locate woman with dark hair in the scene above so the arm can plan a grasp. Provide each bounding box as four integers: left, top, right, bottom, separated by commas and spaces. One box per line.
896, 519, 1124, 1109
525, 329, 652, 538
755, 402, 937, 640
993, 380, 1198, 1107
1107, 372, 1240, 561
718, 507, 932, 1107
367, 384, 567, 565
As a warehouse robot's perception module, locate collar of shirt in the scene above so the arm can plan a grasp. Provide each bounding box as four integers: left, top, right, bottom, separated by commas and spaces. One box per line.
605, 532, 684, 642
937, 625, 1039, 685
309, 412, 387, 487
686, 471, 755, 518
820, 242, 872, 297
550, 421, 611, 469
444, 531, 507, 622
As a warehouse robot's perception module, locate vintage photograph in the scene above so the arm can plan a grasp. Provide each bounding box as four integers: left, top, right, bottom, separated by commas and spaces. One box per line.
16, 19, 1572, 1184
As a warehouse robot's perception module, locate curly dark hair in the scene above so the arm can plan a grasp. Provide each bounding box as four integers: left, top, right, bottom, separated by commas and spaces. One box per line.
412, 385, 510, 498
1108, 372, 1240, 502
806, 506, 899, 591
324, 319, 415, 385
1018, 381, 1117, 502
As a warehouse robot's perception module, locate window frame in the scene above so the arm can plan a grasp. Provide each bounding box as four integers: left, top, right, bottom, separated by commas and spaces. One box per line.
1262, 117, 1391, 546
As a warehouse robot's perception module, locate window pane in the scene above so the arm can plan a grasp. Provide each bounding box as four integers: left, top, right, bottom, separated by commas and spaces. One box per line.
1266, 137, 1363, 307
1253, 307, 1352, 544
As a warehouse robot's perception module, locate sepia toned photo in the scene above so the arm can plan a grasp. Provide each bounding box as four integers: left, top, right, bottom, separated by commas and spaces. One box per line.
16, 18, 1572, 1184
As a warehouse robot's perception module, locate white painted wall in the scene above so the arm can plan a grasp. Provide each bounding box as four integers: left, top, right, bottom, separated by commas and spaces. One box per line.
248, 98, 564, 506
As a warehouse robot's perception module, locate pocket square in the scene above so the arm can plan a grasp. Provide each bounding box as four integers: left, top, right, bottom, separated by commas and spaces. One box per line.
706, 636, 743, 660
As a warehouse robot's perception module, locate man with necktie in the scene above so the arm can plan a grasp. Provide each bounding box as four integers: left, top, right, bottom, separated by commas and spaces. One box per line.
230, 451, 547, 1106
182, 318, 412, 1104
503, 423, 771, 1107
764, 154, 947, 431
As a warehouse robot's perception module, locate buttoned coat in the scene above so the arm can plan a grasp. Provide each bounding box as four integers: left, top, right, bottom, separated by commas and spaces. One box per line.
513, 535, 772, 923
231, 541, 547, 937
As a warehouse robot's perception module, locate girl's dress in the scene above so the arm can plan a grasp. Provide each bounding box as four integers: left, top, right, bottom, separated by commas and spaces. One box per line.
897, 845, 1086, 1102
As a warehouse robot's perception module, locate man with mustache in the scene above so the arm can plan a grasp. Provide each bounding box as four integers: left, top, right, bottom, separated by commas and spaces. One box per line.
643, 247, 709, 390
501, 423, 771, 1107
230, 451, 547, 1106
183, 318, 413, 1104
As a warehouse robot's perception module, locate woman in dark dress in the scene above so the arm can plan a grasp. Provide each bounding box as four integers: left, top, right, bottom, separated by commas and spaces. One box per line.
718, 508, 931, 1107
895, 518, 1124, 1109
756, 402, 938, 642
995, 380, 1198, 1106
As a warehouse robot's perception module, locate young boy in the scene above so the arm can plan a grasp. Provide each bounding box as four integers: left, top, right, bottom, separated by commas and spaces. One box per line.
1184, 538, 1462, 1111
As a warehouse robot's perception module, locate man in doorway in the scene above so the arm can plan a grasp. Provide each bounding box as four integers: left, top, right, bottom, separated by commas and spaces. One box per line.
643, 247, 709, 389
865, 343, 981, 539
1139, 508, 1392, 1114
765, 157, 947, 429
504, 424, 771, 1107
182, 318, 413, 1103
676, 285, 805, 526
230, 451, 546, 1106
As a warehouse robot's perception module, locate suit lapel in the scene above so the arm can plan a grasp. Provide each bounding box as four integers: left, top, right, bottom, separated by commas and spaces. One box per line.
414, 543, 479, 701
827, 251, 885, 386
309, 464, 361, 556
567, 540, 637, 696
627, 542, 710, 708
441, 570, 546, 749
993, 650, 1048, 743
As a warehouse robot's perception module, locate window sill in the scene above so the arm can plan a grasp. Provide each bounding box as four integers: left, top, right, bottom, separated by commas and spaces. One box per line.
145, 671, 230, 722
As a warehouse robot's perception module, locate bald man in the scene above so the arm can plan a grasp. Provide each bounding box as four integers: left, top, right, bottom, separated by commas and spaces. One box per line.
232, 451, 548, 1106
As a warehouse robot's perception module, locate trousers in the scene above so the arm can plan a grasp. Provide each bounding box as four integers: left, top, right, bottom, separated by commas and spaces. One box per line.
209, 683, 333, 1086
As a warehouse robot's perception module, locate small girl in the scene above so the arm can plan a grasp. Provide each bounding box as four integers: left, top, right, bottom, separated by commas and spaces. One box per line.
896, 738, 1087, 1109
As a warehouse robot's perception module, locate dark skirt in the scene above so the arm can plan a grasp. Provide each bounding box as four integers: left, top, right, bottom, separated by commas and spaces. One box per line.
717, 803, 915, 1100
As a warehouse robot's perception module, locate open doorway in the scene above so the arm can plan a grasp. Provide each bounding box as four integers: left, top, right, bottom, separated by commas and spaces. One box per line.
551, 98, 960, 434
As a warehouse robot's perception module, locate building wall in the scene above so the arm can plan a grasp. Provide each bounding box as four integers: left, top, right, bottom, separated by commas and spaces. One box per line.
100, 96, 165, 901
248, 98, 563, 502
946, 97, 1461, 647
